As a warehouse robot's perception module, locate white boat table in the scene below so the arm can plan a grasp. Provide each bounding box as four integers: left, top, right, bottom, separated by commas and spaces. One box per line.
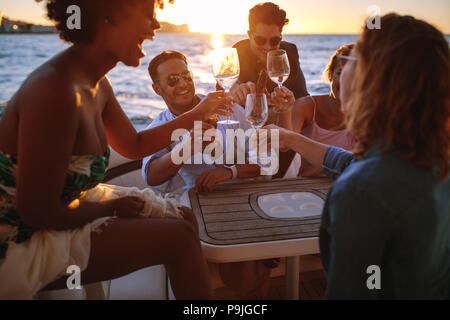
179, 176, 333, 300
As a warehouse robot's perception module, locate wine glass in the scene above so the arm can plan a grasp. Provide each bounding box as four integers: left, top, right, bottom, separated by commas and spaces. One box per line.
267, 49, 290, 115
212, 48, 240, 125
267, 49, 290, 88
245, 93, 268, 130
245, 93, 268, 163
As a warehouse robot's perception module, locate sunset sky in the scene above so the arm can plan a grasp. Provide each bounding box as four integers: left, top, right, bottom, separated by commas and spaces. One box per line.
1, 0, 449, 34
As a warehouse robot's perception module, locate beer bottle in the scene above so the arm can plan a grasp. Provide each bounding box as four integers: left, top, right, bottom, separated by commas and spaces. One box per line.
256, 69, 269, 97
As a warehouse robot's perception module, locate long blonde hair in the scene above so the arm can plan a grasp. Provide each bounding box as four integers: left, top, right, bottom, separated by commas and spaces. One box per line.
346, 13, 450, 180
323, 43, 354, 82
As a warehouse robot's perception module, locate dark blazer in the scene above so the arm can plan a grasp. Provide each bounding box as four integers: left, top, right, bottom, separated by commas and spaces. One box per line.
231, 38, 309, 99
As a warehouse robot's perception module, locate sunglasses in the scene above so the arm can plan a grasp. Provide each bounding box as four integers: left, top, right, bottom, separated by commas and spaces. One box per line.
337, 55, 357, 68
252, 34, 282, 47
156, 70, 193, 87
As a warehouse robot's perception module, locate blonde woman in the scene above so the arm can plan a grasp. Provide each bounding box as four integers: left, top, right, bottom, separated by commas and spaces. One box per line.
292, 44, 355, 176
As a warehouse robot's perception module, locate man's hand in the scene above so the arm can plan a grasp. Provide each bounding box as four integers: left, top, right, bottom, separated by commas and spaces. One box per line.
193, 91, 233, 120
188, 121, 215, 157
195, 168, 233, 192
270, 86, 295, 113
230, 81, 256, 106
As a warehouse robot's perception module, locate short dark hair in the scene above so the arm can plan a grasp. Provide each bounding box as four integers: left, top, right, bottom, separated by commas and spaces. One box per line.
36, 0, 172, 44
248, 2, 289, 32
148, 50, 188, 82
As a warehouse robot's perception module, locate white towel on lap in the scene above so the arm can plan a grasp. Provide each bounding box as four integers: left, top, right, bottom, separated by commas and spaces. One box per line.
0, 216, 112, 300
79, 184, 183, 219
0, 184, 183, 299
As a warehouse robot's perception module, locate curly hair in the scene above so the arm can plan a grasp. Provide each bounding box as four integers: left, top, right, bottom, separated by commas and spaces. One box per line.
35, 0, 173, 43
323, 43, 355, 82
346, 13, 450, 181
248, 2, 289, 32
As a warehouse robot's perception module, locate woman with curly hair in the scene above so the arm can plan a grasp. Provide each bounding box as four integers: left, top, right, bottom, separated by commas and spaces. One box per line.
0, 0, 230, 299
265, 13, 449, 298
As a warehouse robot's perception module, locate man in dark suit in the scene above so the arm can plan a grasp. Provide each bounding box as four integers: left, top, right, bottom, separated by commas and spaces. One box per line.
217, 3, 310, 291
227, 2, 309, 106
222, 2, 307, 179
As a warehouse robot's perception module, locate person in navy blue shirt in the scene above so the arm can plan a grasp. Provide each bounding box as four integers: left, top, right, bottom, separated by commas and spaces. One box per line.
265, 13, 450, 299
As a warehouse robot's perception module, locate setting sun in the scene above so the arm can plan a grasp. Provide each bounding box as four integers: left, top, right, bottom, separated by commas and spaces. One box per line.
156, 0, 261, 34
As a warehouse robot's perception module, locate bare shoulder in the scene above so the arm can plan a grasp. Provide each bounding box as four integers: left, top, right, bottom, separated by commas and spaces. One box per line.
99, 76, 113, 92
0, 62, 81, 155
98, 76, 117, 105
13, 63, 78, 119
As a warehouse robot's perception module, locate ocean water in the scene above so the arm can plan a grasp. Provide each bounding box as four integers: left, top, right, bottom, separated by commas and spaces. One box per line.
1, 33, 448, 127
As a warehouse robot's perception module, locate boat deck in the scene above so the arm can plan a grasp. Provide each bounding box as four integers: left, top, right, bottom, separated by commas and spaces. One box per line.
214, 270, 327, 300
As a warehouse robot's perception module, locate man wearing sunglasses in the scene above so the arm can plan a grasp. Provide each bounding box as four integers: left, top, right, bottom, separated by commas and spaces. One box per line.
142, 50, 283, 298
143, 50, 264, 194
227, 2, 309, 106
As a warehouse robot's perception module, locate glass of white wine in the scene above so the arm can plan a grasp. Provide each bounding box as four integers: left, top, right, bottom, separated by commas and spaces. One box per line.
245, 93, 268, 130
267, 49, 290, 88
212, 48, 240, 125
245, 93, 268, 163
267, 49, 290, 114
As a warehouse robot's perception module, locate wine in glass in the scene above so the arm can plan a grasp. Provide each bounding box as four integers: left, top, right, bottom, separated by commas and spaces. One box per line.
212, 48, 240, 125
267, 49, 290, 114
245, 93, 268, 162
267, 49, 290, 88
245, 93, 268, 130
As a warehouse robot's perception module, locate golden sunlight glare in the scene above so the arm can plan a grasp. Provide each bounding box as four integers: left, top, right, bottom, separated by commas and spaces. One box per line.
156, 0, 260, 34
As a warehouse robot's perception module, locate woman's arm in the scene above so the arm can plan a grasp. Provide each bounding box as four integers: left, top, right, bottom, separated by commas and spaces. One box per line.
195, 164, 261, 192
263, 124, 353, 179
101, 78, 230, 159
282, 129, 330, 169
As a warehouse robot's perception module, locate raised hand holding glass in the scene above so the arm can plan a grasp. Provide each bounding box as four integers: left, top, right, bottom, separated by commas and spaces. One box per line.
212, 48, 240, 125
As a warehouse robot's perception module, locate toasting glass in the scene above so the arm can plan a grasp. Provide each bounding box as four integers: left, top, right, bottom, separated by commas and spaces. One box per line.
212, 48, 240, 125
267, 49, 290, 114
267, 49, 290, 88
245, 93, 268, 130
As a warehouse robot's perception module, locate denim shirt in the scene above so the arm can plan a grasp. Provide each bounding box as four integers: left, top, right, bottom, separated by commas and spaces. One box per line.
320, 146, 450, 299
322, 146, 354, 180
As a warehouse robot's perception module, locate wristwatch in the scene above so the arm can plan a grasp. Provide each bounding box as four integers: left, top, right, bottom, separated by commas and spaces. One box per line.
224, 165, 237, 179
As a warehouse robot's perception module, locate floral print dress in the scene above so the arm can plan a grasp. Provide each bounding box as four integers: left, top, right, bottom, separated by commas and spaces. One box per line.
0, 148, 110, 252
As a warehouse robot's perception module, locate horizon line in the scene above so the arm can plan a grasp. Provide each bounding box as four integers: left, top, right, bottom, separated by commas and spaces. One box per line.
1, 16, 449, 36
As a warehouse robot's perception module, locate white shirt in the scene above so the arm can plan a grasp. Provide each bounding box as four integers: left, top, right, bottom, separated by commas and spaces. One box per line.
141, 95, 254, 194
